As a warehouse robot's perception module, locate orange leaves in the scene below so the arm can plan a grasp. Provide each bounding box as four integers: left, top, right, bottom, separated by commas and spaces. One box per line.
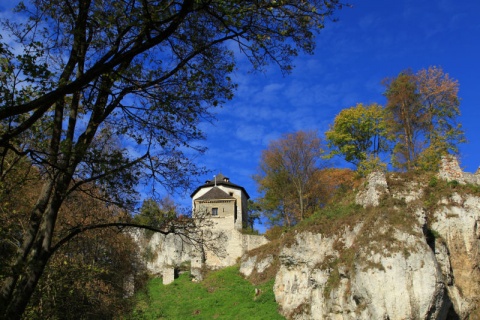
384, 66, 464, 171
312, 168, 357, 205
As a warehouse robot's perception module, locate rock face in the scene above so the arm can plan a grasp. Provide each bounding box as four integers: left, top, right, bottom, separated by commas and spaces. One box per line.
135, 228, 268, 280
431, 194, 480, 318
242, 168, 480, 319
272, 229, 449, 319
355, 171, 389, 208
133, 231, 195, 275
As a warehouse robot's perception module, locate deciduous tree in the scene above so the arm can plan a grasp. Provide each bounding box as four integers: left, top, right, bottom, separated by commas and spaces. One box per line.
24, 194, 148, 320
0, 155, 147, 319
415, 66, 465, 170
325, 103, 391, 171
254, 131, 325, 226
312, 168, 357, 206
134, 196, 178, 238
383, 70, 422, 171
384, 67, 464, 171
0, 1, 343, 317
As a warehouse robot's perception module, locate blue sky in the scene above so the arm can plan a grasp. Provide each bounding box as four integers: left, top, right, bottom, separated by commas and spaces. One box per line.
1, 1, 479, 220
178, 0, 480, 214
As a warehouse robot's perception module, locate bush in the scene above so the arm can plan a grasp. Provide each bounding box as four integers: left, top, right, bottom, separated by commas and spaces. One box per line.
264, 225, 288, 241
356, 156, 387, 178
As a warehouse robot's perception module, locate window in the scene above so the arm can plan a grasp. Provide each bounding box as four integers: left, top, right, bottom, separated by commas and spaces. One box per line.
212, 208, 218, 216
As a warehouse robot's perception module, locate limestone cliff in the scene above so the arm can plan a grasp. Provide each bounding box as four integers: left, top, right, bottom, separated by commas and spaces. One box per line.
137, 232, 195, 275
135, 227, 268, 283
241, 164, 480, 319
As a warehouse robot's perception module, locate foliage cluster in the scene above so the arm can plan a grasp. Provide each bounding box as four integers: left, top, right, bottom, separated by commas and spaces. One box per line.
325, 103, 392, 166
383, 66, 465, 171
133, 197, 178, 239
324, 66, 464, 173
254, 130, 357, 228
0, 156, 148, 319
254, 130, 325, 227
255, 66, 465, 229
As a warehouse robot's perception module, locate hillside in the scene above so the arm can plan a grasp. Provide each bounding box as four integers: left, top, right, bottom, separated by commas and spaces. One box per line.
129, 266, 284, 319
131, 158, 480, 320
241, 168, 480, 319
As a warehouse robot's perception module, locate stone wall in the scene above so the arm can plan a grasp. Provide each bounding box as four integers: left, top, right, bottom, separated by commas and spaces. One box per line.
242, 233, 269, 252
439, 155, 480, 185
134, 224, 269, 279
201, 229, 268, 269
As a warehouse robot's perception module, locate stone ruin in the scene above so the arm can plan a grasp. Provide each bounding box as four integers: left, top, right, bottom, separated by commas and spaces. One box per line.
438, 155, 480, 185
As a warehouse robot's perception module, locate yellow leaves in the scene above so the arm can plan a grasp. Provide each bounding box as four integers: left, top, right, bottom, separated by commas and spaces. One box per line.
325, 103, 391, 166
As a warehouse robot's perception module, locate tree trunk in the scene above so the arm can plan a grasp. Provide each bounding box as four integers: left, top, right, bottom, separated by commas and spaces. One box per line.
1, 177, 68, 319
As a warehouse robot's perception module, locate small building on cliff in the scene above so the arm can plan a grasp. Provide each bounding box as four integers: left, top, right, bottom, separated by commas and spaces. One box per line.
191, 173, 249, 231
137, 173, 268, 284
190, 174, 267, 269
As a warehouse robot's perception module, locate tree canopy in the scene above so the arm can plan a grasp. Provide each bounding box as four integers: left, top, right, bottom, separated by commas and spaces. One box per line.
324, 67, 464, 174
254, 130, 326, 226
0, 0, 344, 318
384, 66, 464, 171
325, 103, 392, 169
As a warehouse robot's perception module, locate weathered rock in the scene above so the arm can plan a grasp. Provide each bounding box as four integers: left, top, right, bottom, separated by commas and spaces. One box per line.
271, 169, 480, 319
240, 254, 274, 278
355, 171, 389, 208
239, 255, 257, 277
351, 234, 449, 320
431, 194, 480, 318
130, 230, 195, 276
272, 226, 450, 320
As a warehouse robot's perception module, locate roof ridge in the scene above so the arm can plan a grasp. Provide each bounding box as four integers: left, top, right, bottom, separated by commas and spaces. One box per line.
196, 186, 235, 200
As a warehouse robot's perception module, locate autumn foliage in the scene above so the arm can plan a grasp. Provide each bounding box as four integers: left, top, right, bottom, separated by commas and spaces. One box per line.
384, 66, 464, 171
256, 66, 464, 229
0, 155, 147, 319
325, 103, 392, 174
255, 131, 359, 227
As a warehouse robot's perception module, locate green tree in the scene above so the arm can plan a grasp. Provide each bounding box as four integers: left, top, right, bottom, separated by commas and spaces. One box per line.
134, 197, 178, 238
325, 103, 391, 172
255, 168, 297, 228
384, 67, 464, 171
0, 1, 343, 317
255, 131, 325, 226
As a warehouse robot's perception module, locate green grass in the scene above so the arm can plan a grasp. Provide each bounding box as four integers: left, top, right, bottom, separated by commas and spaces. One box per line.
128, 266, 285, 320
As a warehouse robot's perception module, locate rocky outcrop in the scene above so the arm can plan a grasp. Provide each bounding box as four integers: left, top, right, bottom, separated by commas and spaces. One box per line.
135, 228, 268, 280
271, 225, 450, 319
355, 171, 389, 208
241, 169, 480, 319
431, 194, 480, 317
439, 155, 480, 185
133, 231, 195, 275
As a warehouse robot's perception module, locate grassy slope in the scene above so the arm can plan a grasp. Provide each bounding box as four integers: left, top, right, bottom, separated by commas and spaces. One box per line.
128, 173, 480, 319
129, 266, 285, 320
